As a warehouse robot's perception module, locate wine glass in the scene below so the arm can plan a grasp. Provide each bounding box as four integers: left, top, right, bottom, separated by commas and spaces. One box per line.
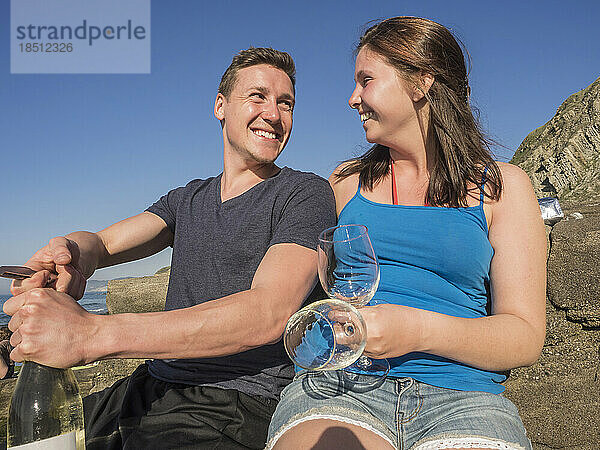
318, 224, 390, 378
284, 299, 366, 371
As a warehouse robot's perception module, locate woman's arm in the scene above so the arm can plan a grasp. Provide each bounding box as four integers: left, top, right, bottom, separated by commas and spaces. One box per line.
361, 163, 547, 371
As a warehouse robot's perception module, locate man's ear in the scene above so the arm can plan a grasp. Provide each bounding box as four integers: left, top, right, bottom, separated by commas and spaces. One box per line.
412, 72, 435, 102
214, 93, 226, 121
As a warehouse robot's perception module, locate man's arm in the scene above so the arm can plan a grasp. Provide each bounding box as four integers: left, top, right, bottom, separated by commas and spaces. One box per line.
4, 242, 318, 367
11, 212, 173, 300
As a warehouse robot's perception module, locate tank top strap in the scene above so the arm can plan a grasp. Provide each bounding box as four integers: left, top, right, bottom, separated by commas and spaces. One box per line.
479, 166, 489, 204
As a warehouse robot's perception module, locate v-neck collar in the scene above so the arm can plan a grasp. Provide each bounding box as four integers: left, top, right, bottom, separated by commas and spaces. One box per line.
216, 167, 285, 207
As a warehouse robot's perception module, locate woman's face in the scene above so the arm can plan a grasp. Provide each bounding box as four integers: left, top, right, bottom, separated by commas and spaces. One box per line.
348, 47, 420, 148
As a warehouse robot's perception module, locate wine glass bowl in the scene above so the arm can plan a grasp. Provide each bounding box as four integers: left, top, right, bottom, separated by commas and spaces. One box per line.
284, 299, 366, 371
318, 225, 380, 307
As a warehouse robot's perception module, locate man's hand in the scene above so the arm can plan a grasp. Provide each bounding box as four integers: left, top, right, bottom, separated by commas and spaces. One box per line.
11, 237, 87, 300
3, 288, 97, 368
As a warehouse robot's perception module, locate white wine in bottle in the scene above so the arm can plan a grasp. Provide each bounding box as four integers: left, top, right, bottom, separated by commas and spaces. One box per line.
7, 362, 85, 449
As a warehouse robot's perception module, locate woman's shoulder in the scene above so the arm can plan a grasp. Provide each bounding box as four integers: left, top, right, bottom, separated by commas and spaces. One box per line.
480, 162, 533, 203
496, 161, 530, 181
329, 161, 360, 185
495, 162, 536, 201
328, 161, 361, 216
488, 161, 541, 230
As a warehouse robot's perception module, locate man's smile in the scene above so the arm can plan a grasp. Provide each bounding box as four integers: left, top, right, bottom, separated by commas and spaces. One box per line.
251, 128, 281, 141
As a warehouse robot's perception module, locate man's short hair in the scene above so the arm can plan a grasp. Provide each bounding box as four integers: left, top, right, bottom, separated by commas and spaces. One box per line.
218, 47, 296, 98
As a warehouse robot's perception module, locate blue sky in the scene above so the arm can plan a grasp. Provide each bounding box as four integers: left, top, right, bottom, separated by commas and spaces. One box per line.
1, 0, 599, 293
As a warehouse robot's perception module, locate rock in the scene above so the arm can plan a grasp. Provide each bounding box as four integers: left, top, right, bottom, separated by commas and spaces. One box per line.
547, 206, 600, 328
505, 371, 600, 450
106, 270, 169, 314
0, 329, 10, 343
510, 76, 600, 207
544, 224, 551, 260
155, 266, 171, 275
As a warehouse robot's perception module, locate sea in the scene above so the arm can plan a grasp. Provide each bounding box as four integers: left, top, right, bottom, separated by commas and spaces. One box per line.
0, 291, 108, 327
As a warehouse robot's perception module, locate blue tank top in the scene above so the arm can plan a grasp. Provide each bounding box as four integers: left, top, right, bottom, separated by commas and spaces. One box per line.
338, 173, 507, 394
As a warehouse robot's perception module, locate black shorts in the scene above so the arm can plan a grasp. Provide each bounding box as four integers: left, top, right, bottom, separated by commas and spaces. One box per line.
83, 363, 278, 449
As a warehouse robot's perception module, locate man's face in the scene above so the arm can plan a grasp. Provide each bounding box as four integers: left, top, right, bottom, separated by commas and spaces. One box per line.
215, 64, 295, 165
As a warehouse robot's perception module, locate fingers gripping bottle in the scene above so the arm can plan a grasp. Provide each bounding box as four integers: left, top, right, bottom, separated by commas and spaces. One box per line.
7, 362, 85, 449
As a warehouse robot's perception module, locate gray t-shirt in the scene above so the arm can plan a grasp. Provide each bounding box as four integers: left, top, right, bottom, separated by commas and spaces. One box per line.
145, 167, 336, 399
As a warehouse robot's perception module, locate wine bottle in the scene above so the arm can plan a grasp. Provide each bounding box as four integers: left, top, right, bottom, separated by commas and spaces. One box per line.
7, 362, 85, 449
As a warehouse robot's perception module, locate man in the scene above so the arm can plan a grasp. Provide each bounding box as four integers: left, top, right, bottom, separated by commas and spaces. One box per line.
4, 47, 336, 449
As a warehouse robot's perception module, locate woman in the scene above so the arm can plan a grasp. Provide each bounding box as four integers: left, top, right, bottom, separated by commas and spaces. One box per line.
267, 17, 546, 450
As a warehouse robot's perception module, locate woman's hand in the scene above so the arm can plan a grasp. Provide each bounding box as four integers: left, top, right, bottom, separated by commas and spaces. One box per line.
359, 303, 426, 359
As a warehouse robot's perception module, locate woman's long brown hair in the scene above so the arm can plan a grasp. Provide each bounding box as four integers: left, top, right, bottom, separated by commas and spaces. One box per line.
336, 17, 502, 207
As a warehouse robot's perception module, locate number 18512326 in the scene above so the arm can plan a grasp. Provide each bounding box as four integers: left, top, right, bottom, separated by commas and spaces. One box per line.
19, 42, 73, 52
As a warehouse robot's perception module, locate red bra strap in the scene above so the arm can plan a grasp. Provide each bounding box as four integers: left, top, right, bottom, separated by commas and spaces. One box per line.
391, 162, 398, 205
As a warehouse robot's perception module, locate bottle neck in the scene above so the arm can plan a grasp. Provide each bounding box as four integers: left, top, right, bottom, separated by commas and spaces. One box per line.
18, 361, 74, 386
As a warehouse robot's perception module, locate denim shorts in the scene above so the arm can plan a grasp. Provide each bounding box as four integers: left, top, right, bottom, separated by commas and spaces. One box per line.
267, 370, 531, 449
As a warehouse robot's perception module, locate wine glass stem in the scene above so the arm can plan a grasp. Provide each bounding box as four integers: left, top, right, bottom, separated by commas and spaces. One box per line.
356, 355, 372, 369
